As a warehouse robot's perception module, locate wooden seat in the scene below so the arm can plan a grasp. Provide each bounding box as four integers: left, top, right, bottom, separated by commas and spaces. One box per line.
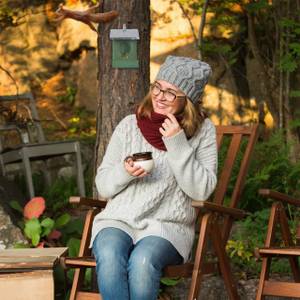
0, 93, 85, 198
256, 189, 300, 299
61, 124, 259, 300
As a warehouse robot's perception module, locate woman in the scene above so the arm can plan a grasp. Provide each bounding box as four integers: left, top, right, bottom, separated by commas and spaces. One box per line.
91, 55, 218, 300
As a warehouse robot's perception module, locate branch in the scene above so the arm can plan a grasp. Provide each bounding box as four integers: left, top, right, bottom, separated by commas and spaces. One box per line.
49, 107, 68, 130
0, 65, 19, 96
55, 3, 118, 32
198, 0, 210, 60
175, 1, 198, 44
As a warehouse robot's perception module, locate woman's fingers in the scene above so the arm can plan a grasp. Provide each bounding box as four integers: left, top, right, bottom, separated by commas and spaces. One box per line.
124, 160, 148, 177
159, 127, 166, 136
161, 122, 168, 130
166, 113, 178, 124
164, 118, 172, 126
124, 156, 134, 167
132, 167, 147, 177
138, 171, 148, 178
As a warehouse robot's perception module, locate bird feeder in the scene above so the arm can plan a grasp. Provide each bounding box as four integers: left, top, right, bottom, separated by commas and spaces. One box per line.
110, 24, 139, 68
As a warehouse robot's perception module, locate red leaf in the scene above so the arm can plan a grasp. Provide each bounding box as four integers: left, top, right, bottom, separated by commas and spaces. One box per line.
47, 229, 62, 240
24, 197, 46, 219
37, 242, 45, 248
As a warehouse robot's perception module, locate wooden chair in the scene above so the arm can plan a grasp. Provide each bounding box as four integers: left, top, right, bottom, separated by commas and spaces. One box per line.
0, 93, 86, 198
61, 124, 259, 300
256, 189, 300, 299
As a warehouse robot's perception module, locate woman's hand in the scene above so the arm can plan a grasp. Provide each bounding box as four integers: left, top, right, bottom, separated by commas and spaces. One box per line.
124, 157, 148, 178
159, 113, 182, 138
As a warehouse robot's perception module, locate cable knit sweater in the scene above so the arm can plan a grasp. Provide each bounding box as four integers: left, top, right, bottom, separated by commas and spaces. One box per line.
91, 115, 217, 262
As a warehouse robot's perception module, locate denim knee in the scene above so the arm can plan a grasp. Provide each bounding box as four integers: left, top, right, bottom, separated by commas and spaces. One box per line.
129, 249, 161, 278
128, 247, 162, 300
93, 228, 132, 263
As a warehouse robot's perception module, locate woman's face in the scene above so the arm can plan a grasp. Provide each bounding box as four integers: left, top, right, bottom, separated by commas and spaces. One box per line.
151, 80, 186, 115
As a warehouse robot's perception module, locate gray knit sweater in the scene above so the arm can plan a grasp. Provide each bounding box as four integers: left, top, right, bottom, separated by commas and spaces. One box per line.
91, 115, 217, 262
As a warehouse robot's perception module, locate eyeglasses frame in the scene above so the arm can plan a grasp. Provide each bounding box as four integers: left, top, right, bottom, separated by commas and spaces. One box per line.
150, 82, 186, 102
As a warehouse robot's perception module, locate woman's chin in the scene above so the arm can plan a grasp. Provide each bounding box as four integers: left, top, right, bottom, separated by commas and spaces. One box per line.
153, 106, 171, 115
155, 110, 167, 115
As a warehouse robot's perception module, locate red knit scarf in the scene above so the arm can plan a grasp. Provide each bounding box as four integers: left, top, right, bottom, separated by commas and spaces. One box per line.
136, 111, 183, 151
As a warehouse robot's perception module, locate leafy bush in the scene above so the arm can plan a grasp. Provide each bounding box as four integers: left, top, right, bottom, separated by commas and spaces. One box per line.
10, 196, 82, 248
219, 130, 300, 212
57, 85, 77, 106
227, 207, 300, 277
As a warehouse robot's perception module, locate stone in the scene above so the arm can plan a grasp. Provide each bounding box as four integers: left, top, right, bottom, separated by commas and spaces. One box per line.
0, 177, 27, 249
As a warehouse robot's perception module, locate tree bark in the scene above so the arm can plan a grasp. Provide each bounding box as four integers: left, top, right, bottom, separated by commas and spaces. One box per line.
94, 0, 150, 196
198, 0, 209, 60
247, 13, 279, 127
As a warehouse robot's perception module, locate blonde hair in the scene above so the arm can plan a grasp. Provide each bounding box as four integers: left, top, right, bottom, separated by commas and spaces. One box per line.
136, 92, 206, 138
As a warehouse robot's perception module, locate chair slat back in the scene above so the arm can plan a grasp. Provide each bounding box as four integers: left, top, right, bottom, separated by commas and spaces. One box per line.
214, 124, 259, 208
0, 93, 46, 143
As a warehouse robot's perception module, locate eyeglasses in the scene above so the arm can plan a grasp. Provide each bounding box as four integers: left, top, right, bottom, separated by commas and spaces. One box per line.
151, 82, 186, 102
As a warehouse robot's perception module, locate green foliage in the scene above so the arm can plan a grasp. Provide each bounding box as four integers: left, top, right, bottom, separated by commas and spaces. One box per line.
280, 54, 298, 72
9, 173, 87, 248
42, 176, 78, 213
57, 85, 77, 106
290, 90, 300, 98
245, 0, 270, 12
10, 196, 71, 247
233, 130, 300, 212
65, 107, 96, 141
226, 240, 253, 262
289, 118, 300, 130
227, 208, 300, 276
9, 200, 23, 214
224, 128, 300, 276
40, 217, 55, 237
278, 18, 300, 73
66, 237, 81, 257
160, 277, 182, 286
55, 213, 71, 228
24, 218, 42, 246
202, 42, 238, 65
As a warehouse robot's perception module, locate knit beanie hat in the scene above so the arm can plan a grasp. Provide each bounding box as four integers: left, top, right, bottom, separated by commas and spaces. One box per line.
155, 55, 212, 104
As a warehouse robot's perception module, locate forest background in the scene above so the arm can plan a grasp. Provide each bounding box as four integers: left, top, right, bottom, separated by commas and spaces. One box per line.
1, 0, 300, 296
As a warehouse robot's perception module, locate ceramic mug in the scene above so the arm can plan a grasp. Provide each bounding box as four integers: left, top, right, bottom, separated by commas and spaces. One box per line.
125, 152, 154, 173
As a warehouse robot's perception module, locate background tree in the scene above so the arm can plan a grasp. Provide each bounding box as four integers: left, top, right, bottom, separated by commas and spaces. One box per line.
176, 0, 300, 158
94, 0, 150, 195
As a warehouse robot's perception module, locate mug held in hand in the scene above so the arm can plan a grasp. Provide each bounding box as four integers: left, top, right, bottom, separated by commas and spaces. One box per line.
125, 152, 154, 173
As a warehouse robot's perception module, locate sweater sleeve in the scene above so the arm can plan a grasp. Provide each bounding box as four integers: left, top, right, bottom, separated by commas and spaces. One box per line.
162, 119, 217, 201
95, 120, 135, 199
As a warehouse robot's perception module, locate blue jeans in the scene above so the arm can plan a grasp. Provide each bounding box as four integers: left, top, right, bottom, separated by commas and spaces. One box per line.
92, 227, 183, 300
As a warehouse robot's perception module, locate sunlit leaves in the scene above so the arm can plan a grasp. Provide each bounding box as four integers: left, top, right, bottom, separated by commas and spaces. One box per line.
245, 0, 270, 13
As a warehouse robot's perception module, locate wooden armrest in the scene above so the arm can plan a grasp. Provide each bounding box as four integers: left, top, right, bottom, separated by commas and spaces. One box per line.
259, 189, 300, 207
191, 201, 246, 219
60, 256, 96, 269
69, 196, 108, 208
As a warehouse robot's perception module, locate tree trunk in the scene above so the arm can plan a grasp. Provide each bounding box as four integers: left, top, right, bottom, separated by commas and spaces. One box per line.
247, 13, 279, 127
198, 0, 209, 60
94, 0, 150, 196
